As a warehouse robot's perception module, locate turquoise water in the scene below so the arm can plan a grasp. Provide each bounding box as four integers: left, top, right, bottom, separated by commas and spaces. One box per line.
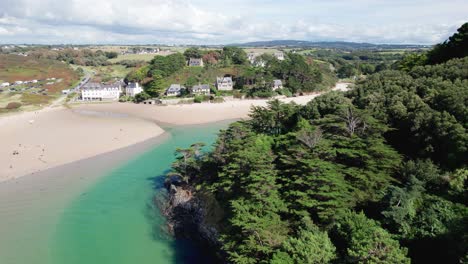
51, 122, 228, 264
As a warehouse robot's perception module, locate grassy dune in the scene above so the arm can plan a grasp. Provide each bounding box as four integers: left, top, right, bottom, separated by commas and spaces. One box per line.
0, 54, 80, 112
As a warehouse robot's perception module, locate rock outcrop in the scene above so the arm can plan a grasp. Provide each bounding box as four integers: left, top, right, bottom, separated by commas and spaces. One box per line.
162, 176, 223, 261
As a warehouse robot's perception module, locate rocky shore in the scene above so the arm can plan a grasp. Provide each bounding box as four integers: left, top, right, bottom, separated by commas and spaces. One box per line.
161, 176, 224, 262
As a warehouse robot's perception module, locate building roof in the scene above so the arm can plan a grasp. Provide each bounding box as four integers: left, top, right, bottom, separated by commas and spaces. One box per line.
127, 82, 140, 89
217, 77, 233, 83
167, 84, 185, 92
82, 82, 121, 90
274, 80, 283, 86
191, 84, 210, 91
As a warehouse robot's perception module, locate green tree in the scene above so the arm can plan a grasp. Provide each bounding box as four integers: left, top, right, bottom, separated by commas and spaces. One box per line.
272, 225, 336, 264
183, 47, 203, 60
334, 211, 410, 264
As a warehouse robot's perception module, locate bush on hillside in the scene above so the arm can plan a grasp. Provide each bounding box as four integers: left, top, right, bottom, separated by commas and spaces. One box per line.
5, 102, 22, 109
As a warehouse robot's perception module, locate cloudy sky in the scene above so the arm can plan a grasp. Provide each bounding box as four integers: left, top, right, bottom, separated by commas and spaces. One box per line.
0, 0, 466, 45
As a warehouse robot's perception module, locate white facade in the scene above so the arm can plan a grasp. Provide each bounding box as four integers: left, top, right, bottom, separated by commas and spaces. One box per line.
247, 52, 259, 64
189, 58, 204, 67
274, 52, 285, 61
216, 77, 233, 91
1, 82, 10, 87
272, 80, 283, 90
191, 84, 210, 95
125, 82, 143, 97
166, 84, 185, 97
81, 83, 122, 101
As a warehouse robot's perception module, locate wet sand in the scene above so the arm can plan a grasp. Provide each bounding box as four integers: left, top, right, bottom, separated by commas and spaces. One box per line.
0, 134, 170, 263
0, 107, 165, 182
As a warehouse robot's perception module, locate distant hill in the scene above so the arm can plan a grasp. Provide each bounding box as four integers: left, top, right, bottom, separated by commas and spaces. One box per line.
229, 40, 429, 50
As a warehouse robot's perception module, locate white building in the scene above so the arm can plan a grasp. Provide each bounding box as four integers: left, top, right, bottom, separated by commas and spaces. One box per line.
247, 52, 259, 64
190, 84, 210, 95
274, 52, 285, 61
216, 77, 233, 91
188, 58, 204, 67
166, 84, 185, 97
14, 81, 23, 85
1, 82, 10, 87
125, 82, 143, 97
81, 82, 122, 101
272, 80, 283, 90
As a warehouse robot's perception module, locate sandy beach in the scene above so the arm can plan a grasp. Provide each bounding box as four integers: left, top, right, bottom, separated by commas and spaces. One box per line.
0, 82, 350, 182
73, 82, 351, 125
0, 107, 165, 182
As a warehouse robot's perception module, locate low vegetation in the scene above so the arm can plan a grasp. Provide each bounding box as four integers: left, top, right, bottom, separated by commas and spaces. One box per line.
0, 54, 80, 112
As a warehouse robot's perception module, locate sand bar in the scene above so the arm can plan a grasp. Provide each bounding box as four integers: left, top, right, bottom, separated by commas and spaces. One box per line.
0, 107, 165, 182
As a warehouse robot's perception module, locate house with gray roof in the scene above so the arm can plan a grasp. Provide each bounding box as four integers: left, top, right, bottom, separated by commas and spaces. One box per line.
274, 52, 285, 61
272, 80, 283, 90
190, 84, 210, 95
166, 84, 185, 97
188, 58, 204, 67
125, 82, 143, 97
216, 77, 233, 91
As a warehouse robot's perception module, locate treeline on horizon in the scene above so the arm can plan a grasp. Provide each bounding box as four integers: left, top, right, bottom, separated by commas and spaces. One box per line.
167, 23, 468, 263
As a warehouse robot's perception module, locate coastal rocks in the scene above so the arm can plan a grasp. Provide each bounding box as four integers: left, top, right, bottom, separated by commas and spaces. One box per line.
162, 176, 223, 261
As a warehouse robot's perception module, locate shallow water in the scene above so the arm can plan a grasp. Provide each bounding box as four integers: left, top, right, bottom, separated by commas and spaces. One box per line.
0, 121, 229, 264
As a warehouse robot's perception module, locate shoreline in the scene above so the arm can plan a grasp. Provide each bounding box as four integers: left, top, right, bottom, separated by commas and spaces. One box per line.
0, 82, 350, 182
72, 82, 351, 126
0, 106, 165, 182
0, 132, 170, 263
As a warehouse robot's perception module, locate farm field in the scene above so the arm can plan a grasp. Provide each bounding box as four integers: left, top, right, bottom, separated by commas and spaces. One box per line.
108, 53, 156, 63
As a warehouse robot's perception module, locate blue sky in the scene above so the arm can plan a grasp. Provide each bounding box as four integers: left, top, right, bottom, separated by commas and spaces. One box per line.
0, 0, 466, 44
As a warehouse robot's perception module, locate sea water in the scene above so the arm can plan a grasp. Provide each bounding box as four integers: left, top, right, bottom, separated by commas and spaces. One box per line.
0, 121, 229, 264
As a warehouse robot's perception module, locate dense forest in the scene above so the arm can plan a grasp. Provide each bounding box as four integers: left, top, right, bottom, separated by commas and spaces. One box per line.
165, 23, 467, 263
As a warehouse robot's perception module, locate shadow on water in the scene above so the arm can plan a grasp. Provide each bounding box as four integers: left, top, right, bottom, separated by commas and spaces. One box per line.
145, 172, 218, 264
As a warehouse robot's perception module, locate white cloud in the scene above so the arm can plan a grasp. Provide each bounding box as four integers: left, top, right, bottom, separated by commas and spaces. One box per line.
0, 0, 466, 44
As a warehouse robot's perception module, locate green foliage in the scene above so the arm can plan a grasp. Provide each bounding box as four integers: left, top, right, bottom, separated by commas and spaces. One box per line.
126, 65, 149, 82
104, 51, 118, 59
272, 225, 336, 264
222, 47, 248, 65
334, 211, 410, 264
349, 59, 468, 169
337, 63, 358, 78
274, 53, 324, 93
427, 23, 468, 64
134, 91, 150, 103
163, 29, 467, 263
183, 47, 203, 60
150, 53, 186, 77
396, 53, 427, 71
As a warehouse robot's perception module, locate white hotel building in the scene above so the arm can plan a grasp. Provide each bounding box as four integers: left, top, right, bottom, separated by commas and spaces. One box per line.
81, 82, 122, 101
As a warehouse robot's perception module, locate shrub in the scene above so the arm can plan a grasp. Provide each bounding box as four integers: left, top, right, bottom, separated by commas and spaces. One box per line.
211, 97, 225, 103
5, 102, 22, 109
194, 95, 203, 103
278, 88, 293, 97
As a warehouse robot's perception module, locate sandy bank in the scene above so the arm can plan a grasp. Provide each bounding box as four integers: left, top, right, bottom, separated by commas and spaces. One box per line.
0, 107, 165, 182
73, 83, 351, 126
